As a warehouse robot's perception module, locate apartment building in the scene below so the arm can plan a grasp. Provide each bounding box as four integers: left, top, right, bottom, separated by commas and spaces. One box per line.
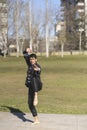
84, 0, 87, 38
61, 0, 77, 33
62, 1, 85, 27
59, 0, 87, 48
0, 0, 7, 50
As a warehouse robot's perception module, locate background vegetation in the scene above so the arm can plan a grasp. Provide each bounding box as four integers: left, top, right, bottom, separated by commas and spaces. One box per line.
0, 55, 87, 114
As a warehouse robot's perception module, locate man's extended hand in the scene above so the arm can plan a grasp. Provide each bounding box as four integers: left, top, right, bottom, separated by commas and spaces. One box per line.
26, 48, 32, 53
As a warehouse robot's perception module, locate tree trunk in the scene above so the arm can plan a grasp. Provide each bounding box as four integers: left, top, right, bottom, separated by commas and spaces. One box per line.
61, 43, 64, 58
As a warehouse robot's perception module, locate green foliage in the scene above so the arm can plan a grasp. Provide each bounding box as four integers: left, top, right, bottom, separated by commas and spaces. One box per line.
0, 55, 87, 114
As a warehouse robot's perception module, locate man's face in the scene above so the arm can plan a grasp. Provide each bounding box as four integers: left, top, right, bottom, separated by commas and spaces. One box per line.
30, 57, 37, 65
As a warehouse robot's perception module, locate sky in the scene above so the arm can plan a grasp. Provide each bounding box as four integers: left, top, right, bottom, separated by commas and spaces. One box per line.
33, 0, 61, 8
32, 0, 61, 12
31, 0, 61, 20
22, 0, 61, 37
8, 0, 61, 37
23, 0, 61, 11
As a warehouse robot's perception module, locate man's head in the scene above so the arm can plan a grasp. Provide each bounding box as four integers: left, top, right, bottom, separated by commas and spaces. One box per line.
30, 53, 37, 65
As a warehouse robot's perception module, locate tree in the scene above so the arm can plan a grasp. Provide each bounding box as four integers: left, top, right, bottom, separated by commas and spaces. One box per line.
8, 0, 24, 57
7, 0, 62, 56
0, 0, 8, 57
58, 23, 66, 58
45, 0, 49, 57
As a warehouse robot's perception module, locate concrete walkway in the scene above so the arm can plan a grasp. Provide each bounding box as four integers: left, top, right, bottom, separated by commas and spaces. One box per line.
0, 112, 87, 130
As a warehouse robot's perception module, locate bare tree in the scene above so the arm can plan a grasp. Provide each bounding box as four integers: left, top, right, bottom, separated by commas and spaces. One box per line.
7, 0, 62, 56
58, 23, 66, 58
0, 0, 8, 57
8, 0, 29, 56
45, 0, 49, 57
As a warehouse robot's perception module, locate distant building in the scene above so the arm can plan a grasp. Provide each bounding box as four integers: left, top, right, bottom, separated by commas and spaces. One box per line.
60, 0, 85, 32
59, 0, 87, 48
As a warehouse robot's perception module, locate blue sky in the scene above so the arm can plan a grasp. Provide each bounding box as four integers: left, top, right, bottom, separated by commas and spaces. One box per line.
23, 0, 61, 11
33, 0, 61, 7
30, 0, 61, 36
29, 0, 61, 36
32, 0, 61, 11
8, 0, 61, 37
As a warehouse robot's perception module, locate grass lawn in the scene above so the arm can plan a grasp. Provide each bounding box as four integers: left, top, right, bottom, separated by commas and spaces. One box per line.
0, 55, 87, 114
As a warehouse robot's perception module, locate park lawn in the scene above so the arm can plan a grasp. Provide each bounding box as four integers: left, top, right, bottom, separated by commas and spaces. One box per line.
0, 55, 87, 114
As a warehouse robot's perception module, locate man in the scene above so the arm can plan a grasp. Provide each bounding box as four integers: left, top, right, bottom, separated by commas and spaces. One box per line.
23, 48, 42, 124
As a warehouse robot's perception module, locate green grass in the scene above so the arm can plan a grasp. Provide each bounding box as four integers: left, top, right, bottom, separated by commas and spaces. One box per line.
0, 55, 87, 114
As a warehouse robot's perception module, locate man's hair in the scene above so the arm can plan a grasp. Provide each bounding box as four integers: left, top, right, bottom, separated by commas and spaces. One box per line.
30, 53, 37, 59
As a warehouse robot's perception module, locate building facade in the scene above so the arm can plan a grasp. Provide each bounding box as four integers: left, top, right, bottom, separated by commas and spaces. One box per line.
0, 0, 7, 51
60, 0, 87, 49
61, 0, 85, 32
84, 0, 87, 39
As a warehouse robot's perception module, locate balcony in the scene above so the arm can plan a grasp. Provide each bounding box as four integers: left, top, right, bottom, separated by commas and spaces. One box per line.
77, 2, 84, 6
78, 9, 84, 13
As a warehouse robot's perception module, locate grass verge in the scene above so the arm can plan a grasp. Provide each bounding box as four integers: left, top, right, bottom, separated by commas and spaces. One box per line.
0, 55, 87, 114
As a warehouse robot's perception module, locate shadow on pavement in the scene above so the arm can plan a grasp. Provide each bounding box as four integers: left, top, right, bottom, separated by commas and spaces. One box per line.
1, 106, 33, 123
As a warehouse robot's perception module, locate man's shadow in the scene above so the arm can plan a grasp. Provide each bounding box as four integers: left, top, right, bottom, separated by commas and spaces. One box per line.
2, 106, 33, 123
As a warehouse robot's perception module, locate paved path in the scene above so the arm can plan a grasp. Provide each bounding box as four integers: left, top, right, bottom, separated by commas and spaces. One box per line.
0, 112, 87, 130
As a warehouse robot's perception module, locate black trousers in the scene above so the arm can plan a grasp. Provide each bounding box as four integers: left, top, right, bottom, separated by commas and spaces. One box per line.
28, 87, 37, 117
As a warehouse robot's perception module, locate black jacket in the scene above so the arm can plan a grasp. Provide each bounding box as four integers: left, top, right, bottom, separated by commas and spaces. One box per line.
23, 51, 42, 92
